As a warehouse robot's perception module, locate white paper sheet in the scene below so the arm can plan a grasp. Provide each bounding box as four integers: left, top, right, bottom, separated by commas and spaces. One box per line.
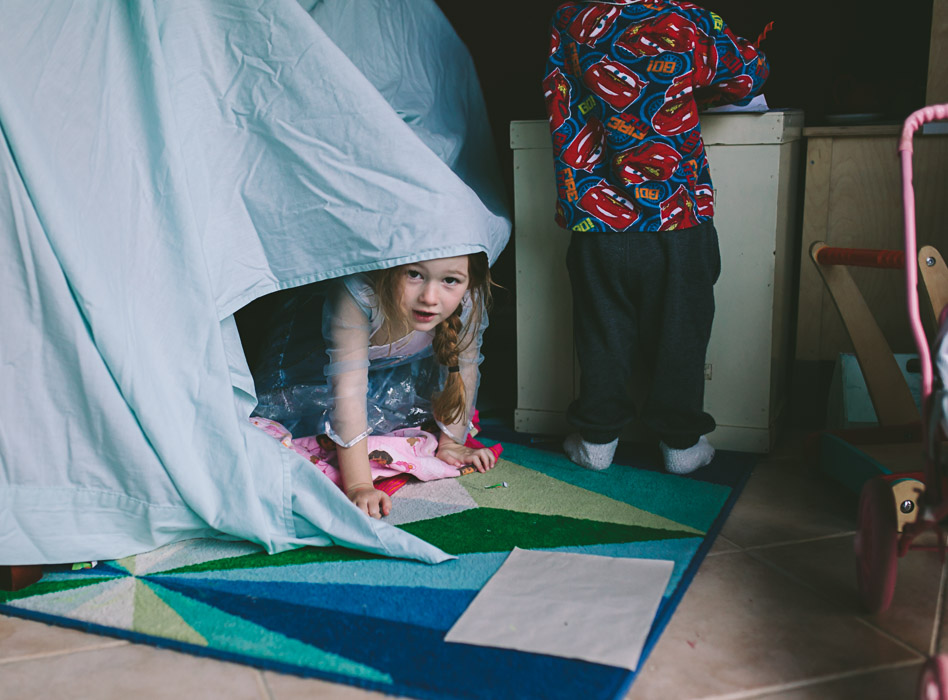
702, 94, 770, 113
444, 548, 674, 670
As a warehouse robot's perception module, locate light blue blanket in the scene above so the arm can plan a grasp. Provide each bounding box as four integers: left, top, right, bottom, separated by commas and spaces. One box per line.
0, 0, 510, 565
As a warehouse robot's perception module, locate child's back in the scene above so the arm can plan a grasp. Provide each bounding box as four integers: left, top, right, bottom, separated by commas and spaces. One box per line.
546, 0, 768, 233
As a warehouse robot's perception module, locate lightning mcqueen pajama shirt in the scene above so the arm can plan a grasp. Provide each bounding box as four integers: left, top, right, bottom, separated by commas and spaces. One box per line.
544, 0, 769, 448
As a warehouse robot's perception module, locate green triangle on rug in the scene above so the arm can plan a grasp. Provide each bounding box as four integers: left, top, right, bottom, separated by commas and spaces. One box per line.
162, 544, 381, 576
399, 507, 695, 556
458, 458, 702, 535
0, 576, 111, 604
133, 579, 206, 645
496, 442, 732, 532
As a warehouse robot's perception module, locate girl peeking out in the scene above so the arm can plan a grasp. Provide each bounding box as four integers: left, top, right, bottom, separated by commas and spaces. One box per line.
250, 253, 497, 518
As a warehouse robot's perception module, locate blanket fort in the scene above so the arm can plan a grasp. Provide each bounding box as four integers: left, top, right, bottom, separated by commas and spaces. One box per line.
0, 0, 510, 566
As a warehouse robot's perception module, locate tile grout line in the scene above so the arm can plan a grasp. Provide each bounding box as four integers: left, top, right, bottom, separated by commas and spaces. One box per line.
0, 639, 130, 665
735, 547, 928, 658
255, 670, 274, 700
736, 531, 857, 552
704, 533, 740, 556
694, 658, 923, 700
737, 548, 852, 617
851, 613, 931, 657
705, 532, 858, 559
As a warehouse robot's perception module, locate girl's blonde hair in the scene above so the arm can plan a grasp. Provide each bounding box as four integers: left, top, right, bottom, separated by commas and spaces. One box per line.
370, 252, 492, 427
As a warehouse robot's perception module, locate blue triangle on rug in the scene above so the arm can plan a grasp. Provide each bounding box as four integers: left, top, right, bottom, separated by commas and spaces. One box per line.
153, 577, 479, 629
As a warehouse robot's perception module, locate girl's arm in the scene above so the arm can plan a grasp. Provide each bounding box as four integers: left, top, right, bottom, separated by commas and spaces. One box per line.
324, 283, 372, 446
337, 439, 391, 518
436, 430, 496, 472
324, 280, 390, 516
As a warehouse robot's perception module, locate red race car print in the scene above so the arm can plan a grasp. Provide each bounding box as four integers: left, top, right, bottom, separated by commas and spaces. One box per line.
544, 68, 572, 131
578, 180, 640, 230
568, 4, 620, 46
615, 13, 697, 57
652, 73, 698, 136
693, 30, 717, 86
561, 117, 606, 171
613, 141, 681, 185
553, 2, 582, 31
659, 185, 700, 230
711, 75, 754, 102
694, 183, 714, 217
583, 58, 645, 111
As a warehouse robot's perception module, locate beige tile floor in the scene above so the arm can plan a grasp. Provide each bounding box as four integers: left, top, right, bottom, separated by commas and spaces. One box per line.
2, 431, 942, 699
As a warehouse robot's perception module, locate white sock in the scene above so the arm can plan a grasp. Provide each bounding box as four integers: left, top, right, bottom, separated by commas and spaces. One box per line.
563, 433, 617, 471
661, 436, 715, 475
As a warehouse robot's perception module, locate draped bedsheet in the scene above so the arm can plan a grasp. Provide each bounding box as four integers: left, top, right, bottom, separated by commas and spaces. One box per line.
0, 0, 510, 565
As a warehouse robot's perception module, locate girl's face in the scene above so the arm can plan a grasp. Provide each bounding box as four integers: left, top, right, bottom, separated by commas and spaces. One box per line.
398, 256, 470, 331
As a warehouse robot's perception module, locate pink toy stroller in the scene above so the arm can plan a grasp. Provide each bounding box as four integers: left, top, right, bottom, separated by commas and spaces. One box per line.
851, 103, 948, 697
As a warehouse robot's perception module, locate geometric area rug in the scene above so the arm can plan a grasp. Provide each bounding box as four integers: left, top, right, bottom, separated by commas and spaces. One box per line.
0, 435, 755, 700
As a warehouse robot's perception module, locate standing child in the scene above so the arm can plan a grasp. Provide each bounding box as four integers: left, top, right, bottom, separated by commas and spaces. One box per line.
543, 1, 769, 473
251, 253, 497, 518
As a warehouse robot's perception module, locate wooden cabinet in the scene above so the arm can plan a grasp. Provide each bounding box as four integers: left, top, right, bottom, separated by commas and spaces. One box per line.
795, 127, 948, 366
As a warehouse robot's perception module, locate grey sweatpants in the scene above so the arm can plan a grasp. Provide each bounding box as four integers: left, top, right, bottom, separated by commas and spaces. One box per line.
565, 220, 719, 448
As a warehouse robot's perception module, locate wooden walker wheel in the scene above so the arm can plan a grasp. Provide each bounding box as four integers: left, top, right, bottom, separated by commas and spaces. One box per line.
854, 475, 899, 614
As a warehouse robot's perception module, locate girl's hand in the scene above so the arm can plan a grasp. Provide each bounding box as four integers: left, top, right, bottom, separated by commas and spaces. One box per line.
345, 483, 391, 519
436, 442, 497, 472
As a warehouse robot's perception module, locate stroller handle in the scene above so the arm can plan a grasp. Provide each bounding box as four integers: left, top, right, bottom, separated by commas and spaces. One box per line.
901, 104, 948, 402
899, 104, 948, 154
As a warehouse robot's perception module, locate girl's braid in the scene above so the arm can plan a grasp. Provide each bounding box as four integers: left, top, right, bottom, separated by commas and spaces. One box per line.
432, 307, 466, 425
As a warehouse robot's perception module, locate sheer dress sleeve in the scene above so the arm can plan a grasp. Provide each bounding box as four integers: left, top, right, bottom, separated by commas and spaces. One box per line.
321, 277, 375, 447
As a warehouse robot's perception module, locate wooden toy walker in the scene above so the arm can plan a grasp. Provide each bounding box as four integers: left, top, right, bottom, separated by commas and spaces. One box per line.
811, 104, 948, 697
